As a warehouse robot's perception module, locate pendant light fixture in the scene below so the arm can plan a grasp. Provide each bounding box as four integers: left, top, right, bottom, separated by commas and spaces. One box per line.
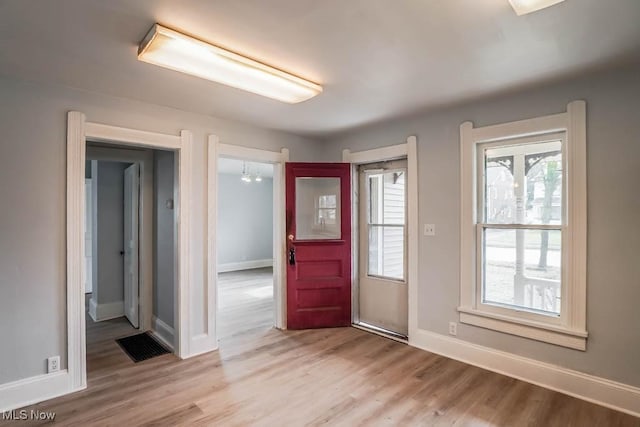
241, 162, 251, 182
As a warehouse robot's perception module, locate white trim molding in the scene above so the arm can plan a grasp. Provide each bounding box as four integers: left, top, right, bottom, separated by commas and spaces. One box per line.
411, 329, 640, 418
176, 129, 194, 357
151, 316, 175, 351
66, 111, 86, 394
218, 259, 274, 273
343, 136, 419, 340
0, 371, 73, 414
88, 299, 124, 322
459, 101, 588, 350
208, 138, 289, 341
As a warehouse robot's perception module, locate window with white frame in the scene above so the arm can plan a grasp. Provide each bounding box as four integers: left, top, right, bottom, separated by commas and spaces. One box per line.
459, 101, 588, 350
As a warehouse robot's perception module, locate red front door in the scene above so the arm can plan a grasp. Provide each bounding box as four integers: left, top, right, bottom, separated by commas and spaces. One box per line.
286, 163, 351, 329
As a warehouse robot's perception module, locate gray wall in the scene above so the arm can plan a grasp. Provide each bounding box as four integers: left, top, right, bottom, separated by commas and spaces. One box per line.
93, 161, 131, 305
217, 174, 273, 266
0, 76, 321, 385
154, 150, 175, 328
322, 64, 640, 387
1, 63, 637, 390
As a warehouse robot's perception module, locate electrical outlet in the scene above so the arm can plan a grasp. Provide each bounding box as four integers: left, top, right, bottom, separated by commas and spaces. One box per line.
448, 322, 457, 336
424, 224, 436, 236
47, 356, 60, 373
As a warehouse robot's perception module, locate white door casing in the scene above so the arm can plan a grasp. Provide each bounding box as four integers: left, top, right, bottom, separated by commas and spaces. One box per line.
123, 163, 140, 328
343, 136, 419, 341
66, 111, 202, 398
84, 179, 93, 294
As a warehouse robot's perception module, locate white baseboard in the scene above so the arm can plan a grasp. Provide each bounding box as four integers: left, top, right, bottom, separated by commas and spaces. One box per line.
151, 316, 175, 351
89, 300, 124, 322
0, 370, 83, 413
218, 258, 273, 273
88, 297, 98, 322
410, 328, 640, 418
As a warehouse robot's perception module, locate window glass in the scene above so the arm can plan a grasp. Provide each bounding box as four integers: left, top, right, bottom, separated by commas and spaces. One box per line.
295, 177, 341, 240
482, 228, 562, 315
484, 140, 562, 225
367, 171, 406, 280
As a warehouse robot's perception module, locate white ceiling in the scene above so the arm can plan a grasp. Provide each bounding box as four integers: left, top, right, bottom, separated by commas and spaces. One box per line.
1, 0, 639, 137
218, 158, 273, 178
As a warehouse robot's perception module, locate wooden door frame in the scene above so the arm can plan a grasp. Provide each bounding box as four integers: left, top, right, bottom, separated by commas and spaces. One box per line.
66, 111, 194, 394
342, 136, 419, 341
208, 135, 289, 337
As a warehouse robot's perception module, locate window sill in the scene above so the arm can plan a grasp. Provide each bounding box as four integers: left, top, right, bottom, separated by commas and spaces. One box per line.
457, 307, 587, 351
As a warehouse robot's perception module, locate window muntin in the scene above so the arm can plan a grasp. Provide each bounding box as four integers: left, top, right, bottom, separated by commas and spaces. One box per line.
478, 136, 564, 317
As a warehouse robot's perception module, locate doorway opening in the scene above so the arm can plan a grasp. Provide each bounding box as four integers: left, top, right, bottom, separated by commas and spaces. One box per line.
209, 139, 289, 345
216, 158, 275, 340
66, 112, 195, 394
84, 143, 177, 382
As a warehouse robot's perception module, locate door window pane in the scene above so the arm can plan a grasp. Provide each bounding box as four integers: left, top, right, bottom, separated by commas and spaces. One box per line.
368, 225, 404, 280
366, 170, 406, 280
484, 140, 562, 225
368, 172, 405, 225
295, 177, 341, 240
482, 228, 561, 315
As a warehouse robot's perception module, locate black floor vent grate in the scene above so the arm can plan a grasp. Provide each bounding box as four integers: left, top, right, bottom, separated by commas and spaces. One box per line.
116, 332, 170, 363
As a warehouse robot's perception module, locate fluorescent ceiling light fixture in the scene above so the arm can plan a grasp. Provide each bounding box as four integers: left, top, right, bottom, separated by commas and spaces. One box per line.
508, 0, 565, 15
138, 24, 322, 103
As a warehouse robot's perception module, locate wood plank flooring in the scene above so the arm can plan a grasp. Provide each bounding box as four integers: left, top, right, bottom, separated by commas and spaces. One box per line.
84, 294, 142, 378
217, 267, 274, 340
2, 291, 637, 426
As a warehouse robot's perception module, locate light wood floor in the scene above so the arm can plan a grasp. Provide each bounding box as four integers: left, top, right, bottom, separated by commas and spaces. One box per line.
84, 294, 143, 375
3, 296, 637, 426
218, 267, 274, 340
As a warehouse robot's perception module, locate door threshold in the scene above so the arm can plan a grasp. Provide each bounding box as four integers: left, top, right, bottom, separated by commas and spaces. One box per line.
352, 322, 408, 343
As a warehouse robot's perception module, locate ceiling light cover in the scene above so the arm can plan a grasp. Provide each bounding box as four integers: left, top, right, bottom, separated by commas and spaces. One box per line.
508, 0, 565, 15
138, 24, 322, 103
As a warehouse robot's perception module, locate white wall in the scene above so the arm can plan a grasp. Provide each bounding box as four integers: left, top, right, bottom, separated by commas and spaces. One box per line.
322, 64, 640, 388
0, 76, 322, 385
153, 150, 175, 328
217, 173, 273, 269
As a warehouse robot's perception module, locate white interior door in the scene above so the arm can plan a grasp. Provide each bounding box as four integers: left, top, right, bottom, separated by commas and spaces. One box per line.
124, 163, 140, 328
358, 159, 408, 336
84, 179, 93, 294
